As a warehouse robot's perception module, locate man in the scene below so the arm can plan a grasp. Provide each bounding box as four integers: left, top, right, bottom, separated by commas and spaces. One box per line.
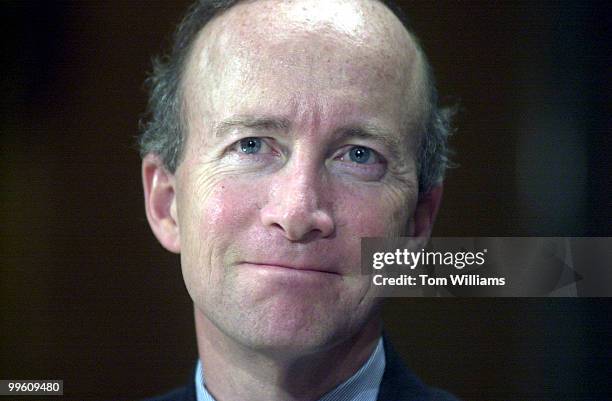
140, 0, 457, 400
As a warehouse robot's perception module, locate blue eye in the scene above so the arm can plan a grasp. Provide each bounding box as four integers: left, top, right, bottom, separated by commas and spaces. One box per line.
349, 146, 372, 164
239, 137, 262, 154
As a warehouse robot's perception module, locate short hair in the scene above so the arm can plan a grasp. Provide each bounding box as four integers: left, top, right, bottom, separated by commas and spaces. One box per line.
139, 0, 454, 193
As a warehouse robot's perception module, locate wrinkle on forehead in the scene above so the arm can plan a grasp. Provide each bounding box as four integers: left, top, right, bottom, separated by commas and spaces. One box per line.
182, 0, 428, 144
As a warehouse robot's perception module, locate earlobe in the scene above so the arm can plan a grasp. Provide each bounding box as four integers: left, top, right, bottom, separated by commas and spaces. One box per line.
142, 154, 181, 253
410, 184, 443, 239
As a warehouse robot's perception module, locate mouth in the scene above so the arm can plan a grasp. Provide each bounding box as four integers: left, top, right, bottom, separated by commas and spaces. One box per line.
241, 262, 340, 276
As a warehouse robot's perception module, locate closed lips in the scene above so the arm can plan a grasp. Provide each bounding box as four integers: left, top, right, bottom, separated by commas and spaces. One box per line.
242, 262, 340, 275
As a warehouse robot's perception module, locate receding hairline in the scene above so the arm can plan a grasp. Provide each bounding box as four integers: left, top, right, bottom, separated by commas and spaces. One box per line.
185, 0, 424, 70
180, 0, 431, 140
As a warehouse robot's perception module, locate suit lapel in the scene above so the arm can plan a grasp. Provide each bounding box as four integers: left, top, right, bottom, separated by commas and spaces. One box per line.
377, 335, 430, 401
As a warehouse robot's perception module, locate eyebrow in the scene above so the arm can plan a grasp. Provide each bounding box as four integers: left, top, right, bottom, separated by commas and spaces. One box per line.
214, 115, 291, 137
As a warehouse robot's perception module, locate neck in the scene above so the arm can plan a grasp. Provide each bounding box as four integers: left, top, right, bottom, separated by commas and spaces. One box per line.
194, 307, 382, 401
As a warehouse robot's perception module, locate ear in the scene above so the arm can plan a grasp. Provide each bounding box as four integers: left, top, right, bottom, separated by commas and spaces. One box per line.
408, 184, 443, 239
142, 154, 181, 253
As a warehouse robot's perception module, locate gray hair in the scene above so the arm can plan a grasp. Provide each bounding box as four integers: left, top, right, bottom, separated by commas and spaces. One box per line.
138, 0, 454, 194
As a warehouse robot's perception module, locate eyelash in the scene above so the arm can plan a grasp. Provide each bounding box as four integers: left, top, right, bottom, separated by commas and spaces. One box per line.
334, 146, 385, 166
230, 137, 386, 167
230, 137, 277, 158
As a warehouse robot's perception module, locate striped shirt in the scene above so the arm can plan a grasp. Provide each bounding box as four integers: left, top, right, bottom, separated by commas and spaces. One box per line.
195, 337, 385, 401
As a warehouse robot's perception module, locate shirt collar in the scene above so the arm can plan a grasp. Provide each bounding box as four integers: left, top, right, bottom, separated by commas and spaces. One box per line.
195, 337, 385, 401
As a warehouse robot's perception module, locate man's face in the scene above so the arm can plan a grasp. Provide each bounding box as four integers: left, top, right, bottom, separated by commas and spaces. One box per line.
172, 0, 426, 353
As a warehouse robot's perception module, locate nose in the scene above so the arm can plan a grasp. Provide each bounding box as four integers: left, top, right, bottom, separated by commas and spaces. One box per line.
260, 167, 335, 242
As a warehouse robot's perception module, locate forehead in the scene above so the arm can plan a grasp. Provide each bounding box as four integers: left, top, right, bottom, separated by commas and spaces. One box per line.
182, 0, 426, 135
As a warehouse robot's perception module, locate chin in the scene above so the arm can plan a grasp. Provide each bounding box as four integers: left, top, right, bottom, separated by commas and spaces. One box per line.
234, 302, 374, 359
247, 310, 339, 351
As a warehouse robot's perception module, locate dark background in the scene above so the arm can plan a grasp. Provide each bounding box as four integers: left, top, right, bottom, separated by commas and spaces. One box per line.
2, 1, 611, 400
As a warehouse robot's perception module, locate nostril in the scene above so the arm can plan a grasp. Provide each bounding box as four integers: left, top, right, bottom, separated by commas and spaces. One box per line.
259, 184, 335, 241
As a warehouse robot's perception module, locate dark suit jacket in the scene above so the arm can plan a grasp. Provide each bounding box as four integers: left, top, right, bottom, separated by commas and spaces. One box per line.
143, 337, 460, 401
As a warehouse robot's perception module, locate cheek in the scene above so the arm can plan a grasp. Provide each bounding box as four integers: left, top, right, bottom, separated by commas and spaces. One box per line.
192, 176, 262, 240
332, 183, 414, 238
178, 172, 263, 297
176, 163, 264, 265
